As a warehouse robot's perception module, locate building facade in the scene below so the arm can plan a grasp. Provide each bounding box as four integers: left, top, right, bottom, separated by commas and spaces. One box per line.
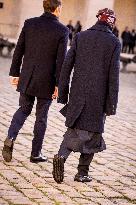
0, 0, 136, 39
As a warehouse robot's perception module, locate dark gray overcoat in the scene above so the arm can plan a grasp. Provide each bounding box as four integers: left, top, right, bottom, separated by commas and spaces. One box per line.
9, 12, 69, 99
58, 21, 121, 133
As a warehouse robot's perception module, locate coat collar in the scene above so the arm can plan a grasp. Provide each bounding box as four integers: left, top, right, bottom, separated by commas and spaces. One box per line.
88, 21, 112, 34
40, 12, 58, 21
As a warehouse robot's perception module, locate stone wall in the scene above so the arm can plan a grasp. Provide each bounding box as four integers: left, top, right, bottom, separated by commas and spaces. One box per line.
83, 0, 114, 29
0, 0, 136, 38
60, 0, 88, 29
60, 0, 115, 29
19, 0, 43, 34
114, 0, 136, 35
0, 0, 21, 38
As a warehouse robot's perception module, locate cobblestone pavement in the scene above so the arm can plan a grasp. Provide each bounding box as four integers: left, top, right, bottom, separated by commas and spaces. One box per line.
0, 57, 136, 205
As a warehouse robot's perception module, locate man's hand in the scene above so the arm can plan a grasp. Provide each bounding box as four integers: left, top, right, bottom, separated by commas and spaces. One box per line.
52, 86, 58, 100
9, 76, 19, 86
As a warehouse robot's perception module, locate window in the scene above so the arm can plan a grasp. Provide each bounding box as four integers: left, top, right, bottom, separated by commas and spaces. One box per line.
0, 2, 4, 9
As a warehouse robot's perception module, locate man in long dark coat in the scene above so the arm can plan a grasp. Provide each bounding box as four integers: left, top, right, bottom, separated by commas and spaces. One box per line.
2, 0, 69, 163
53, 8, 121, 183
121, 27, 130, 53
67, 20, 74, 46
129, 29, 136, 54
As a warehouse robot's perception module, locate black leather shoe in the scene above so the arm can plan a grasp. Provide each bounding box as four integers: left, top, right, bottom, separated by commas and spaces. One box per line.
30, 153, 48, 163
52, 154, 65, 184
74, 174, 92, 183
2, 138, 14, 162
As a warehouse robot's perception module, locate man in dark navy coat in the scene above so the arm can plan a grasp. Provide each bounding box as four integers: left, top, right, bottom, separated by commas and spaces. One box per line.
2, 0, 69, 163
53, 8, 121, 183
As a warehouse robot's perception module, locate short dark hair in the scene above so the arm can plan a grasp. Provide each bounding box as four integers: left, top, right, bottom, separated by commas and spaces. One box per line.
43, 0, 62, 13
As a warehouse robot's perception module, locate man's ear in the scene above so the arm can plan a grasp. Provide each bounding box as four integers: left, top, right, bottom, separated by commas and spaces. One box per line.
56, 5, 62, 16
55, 7, 59, 13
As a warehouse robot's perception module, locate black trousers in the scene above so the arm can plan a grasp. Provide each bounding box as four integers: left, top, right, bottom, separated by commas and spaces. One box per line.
8, 93, 52, 156
122, 42, 129, 53
58, 140, 94, 176
129, 44, 135, 54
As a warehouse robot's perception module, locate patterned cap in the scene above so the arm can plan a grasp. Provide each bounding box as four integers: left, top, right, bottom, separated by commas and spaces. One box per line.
96, 8, 116, 27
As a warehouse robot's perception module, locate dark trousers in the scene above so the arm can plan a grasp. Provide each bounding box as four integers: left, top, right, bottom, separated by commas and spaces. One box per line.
58, 140, 94, 176
8, 93, 52, 156
129, 44, 135, 54
122, 42, 129, 53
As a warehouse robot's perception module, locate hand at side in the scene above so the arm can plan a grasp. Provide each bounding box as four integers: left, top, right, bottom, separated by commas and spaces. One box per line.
52, 86, 58, 100
9, 76, 19, 86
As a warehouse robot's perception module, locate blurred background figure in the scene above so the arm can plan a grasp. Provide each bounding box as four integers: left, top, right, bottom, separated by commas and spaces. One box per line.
0, 33, 4, 55
0, 33, 3, 38
129, 29, 136, 54
121, 27, 130, 53
113, 25, 119, 37
0, 34, 15, 57
74, 21, 82, 35
67, 20, 74, 46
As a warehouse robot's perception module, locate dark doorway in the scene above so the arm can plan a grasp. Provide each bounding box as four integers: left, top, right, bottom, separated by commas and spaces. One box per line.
0, 2, 4, 9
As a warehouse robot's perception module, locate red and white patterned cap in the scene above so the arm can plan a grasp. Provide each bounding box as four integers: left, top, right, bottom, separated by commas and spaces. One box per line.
96, 8, 116, 27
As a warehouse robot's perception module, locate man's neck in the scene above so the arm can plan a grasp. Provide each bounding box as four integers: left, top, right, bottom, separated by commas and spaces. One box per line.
52, 11, 58, 18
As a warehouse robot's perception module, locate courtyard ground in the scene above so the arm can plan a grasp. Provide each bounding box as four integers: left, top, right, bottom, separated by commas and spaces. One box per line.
0, 57, 136, 205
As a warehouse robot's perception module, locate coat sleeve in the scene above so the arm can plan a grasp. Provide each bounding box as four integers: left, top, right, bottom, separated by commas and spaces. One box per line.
57, 34, 78, 104
105, 40, 121, 116
55, 28, 69, 86
9, 21, 26, 77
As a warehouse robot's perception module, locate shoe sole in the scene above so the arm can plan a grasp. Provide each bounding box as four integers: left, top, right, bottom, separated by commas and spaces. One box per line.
74, 177, 92, 183
53, 155, 64, 184
74, 179, 92, 183
2, 146, 12, 162
30, 158, 48, 163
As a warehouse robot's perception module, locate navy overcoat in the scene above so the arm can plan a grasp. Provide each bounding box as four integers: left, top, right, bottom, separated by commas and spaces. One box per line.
9, 12, 69, 99
58, 21, 121, 133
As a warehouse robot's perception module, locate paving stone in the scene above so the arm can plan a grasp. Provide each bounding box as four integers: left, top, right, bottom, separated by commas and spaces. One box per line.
21, 188, 46, 199
111, 198, 135, 205
0, 198, 9, 205
80, 190, 104, 198
120, 188, 136, 200
9, 197, 35, 205
92, 197, 116, 205
0, 58, 136, 205
33, 196, 52, 204
73, 197, 96, 204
